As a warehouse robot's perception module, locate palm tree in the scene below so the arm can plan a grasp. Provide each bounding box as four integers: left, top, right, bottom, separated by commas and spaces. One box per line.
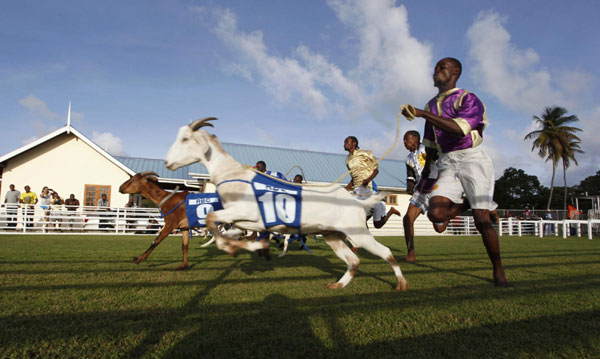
524, 106, 582, 210
559, 133, 584, 210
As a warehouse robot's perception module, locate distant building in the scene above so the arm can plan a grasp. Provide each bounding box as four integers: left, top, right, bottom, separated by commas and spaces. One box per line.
0, 125, 409, 212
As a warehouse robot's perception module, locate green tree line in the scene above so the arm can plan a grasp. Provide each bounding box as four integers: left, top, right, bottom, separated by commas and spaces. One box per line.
494, 168, 599, 210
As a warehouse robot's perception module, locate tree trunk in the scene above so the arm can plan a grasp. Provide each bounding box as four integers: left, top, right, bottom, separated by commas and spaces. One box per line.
563, 159, 568, 210
547, 160, 556, 210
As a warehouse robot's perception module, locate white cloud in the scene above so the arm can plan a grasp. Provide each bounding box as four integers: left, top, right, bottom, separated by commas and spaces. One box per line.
92, 131, 127, 156
70, 111, 85, 121
18, 95, 87, 144
198, 0, 433, 121
210, 8, 330, 117
220, 62, 254, 81
566, 106, 600, 184
19, 94, 59, 121
466, 11, 580, 114
327, 0, 433, 105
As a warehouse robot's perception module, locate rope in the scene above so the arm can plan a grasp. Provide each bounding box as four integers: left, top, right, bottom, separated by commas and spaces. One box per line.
245, 112, 403, 189
284, 165, 306, 182
158, 185, 180, 207
400, 104, 417, 121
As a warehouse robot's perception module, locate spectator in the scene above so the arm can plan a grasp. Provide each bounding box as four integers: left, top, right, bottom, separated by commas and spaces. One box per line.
125, 200, 137, 232
293, 174, 303, 184
568, 205, 580, 235
97, 194, 112, 229
145, 219, 160, 234
50, 192, 64, 229
19, 185, 38, 227
543, 210, 555, 236
39, 186, 52, 228
4, 184, 20, 228
64, 194, 80, 229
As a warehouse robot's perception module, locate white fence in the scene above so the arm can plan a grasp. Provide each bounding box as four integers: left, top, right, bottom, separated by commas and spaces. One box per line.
368, 215, 480, 237
1, 203, 598, 239
0, 204, 164, 234
498, 218, 599, 240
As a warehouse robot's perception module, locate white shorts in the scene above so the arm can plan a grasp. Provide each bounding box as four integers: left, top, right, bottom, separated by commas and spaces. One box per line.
370, 201, 386, 222
352, 185, 374, 200
409, 190, 431, 214
431, 147, 497, 210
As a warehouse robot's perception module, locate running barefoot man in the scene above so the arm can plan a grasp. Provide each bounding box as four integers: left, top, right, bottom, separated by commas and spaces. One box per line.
402, 57, 508, 286
402, 130, 438, 261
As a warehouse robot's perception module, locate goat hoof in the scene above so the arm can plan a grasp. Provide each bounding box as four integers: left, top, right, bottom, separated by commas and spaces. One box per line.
326, 283, 344, 289
176, 265, 188, 271
133, 257, 142, 264
395, 279, 408, 291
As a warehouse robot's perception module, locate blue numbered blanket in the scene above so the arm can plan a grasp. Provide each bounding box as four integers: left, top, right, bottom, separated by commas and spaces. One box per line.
185, 193, 223, 227
252, 173, 302, 228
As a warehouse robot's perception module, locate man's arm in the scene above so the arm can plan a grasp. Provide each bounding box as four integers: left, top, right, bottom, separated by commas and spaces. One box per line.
362, 168, 378, 186
420, 146, 438, 180
402, 107, 463, 137
345, 181, 353, 191
405, 164, 416, 195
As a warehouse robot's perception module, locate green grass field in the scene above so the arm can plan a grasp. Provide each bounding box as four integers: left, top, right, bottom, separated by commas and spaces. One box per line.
1, 234, 599, 359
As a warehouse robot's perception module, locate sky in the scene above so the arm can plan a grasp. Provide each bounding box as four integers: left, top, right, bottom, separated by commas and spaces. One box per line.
1, 0, 599, 187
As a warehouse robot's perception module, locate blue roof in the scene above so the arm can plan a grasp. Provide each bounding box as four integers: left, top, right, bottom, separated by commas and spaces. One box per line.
115, 142, 406, 188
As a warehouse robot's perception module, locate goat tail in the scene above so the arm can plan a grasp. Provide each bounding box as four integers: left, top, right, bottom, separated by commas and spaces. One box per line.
357, 193, 386, 213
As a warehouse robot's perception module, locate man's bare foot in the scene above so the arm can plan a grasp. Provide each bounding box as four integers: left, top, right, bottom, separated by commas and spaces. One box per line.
389, 207, 401, 217
494, 269, 510, 287
404, 251, 416, 261
494, 278, 511, 287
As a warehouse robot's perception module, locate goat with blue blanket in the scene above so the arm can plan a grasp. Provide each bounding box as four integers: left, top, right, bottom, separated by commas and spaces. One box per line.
164, 118, 408, 291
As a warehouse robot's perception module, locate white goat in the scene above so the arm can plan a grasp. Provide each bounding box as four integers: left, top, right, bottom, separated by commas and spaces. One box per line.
164, 118, 407, 290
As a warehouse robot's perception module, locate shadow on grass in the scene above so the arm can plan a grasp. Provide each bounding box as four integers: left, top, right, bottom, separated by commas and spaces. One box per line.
163, 306, 600, 359
2, 274, 598, 358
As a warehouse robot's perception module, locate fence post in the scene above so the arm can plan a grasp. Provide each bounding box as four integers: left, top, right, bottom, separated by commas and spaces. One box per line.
115, 208, 120, 234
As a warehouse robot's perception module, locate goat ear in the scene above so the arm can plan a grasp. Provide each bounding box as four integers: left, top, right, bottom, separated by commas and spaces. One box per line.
190, 117, 217, 131
147, 176, 159, 182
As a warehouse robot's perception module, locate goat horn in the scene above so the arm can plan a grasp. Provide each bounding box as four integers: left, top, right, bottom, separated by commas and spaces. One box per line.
189, 117, 217, 131
139, 171, 159, 177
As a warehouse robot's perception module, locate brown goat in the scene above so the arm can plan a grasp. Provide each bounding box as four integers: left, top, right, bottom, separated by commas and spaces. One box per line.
119, 172, 193, 270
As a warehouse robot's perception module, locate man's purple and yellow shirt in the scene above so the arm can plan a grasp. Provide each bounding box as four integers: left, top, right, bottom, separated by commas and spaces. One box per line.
422, 88, 487, 154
